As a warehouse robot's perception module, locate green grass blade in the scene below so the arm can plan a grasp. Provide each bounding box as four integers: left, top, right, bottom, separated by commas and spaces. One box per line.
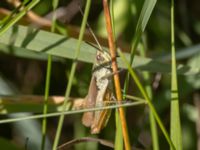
41, 0, 59, 149
149, 110, 159, 150
115, 110, 123, 150
130, 0, 157, 58
139, 43, 159, 150
170, 0, 182, 149
118, 49, 176, 150
52, 1, 91, 149
0, 0, 40, 35
123, 0, 157, 101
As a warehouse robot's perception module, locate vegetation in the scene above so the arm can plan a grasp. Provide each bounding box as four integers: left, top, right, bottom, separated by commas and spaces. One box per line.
0, 0, 199, 149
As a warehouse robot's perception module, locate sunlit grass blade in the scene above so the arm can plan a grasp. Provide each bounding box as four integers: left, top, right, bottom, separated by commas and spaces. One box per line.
118, 49, 176, 150
170, 0, 182, 149
0, 0, 40, 35
52, 1, 91, 149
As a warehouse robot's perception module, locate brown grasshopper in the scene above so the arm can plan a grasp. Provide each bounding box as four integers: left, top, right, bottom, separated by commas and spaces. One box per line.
81, 33, 114, 134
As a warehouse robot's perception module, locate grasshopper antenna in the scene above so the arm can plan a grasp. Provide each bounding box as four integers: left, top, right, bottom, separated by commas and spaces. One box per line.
78, 6, 104, 52
79, 6, 120, 58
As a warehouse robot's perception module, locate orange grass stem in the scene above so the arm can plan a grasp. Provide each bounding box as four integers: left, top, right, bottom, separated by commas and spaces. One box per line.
102, 0, 131, 150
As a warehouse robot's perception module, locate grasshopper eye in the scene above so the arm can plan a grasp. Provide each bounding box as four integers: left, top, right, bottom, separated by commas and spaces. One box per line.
97, 54, 104, 61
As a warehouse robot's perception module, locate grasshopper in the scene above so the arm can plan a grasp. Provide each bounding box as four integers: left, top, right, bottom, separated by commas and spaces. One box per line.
81, 29, 114, 134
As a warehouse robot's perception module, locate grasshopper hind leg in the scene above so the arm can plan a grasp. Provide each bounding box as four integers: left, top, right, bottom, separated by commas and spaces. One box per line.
91, 88, 113, 134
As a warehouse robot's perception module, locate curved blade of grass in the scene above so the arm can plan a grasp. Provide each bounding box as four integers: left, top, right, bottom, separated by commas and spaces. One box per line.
127, 0, 157, 71
118, 49, 176, 150
124, 0, 157, 99
130, 0, 157, 57
0, 0, 40, 35
52, 1, 91, 149
170, 0, 182, 149
123, 0, 156, 112
58, 137, 114, 149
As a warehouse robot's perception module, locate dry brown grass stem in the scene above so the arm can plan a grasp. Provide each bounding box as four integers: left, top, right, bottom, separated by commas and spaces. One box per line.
102, 0, 131, 149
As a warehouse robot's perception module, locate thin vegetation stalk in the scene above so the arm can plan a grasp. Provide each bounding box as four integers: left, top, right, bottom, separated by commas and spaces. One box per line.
118, 49, 176, 150
149, 101, 159, 150
41, 55, 52, 150
102, 0, 131, 150
139, 43, 159, 150
52, 0, 91, 149
170, 0, 182, 149
41, 0, 58, 149
0, 101, 145, 124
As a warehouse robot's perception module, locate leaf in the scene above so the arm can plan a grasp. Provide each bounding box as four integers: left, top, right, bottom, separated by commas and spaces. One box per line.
0, 25, 199, 75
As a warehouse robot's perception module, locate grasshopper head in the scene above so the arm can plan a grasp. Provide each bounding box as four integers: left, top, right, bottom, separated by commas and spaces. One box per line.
95, 50, 111, 66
